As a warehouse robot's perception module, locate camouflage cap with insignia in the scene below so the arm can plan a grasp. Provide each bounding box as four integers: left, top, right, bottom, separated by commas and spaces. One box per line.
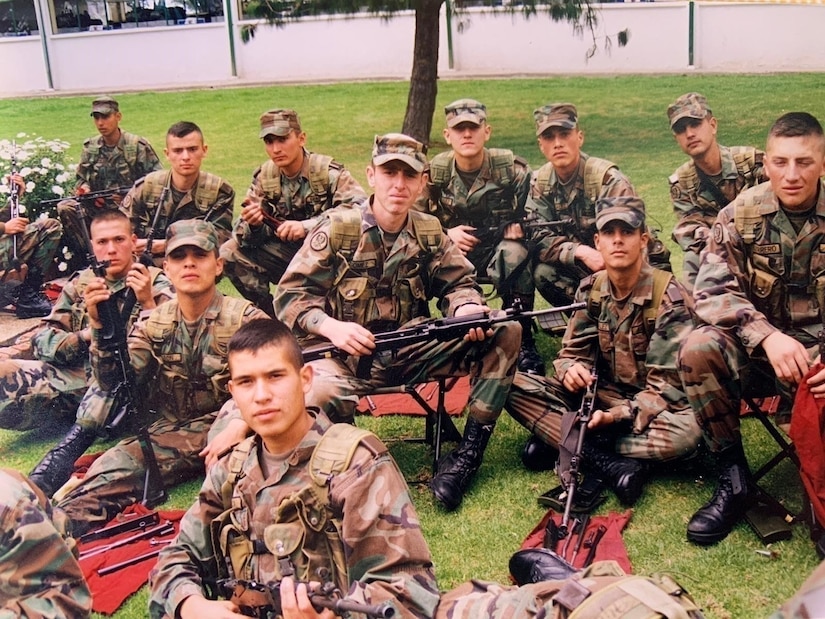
259, 109, 302, 139
165, 219, 219, 255
534, 103, 578, 136
91, 95, 119, 116
372, 133, 427, 172
667, 92, 711, 129
444, 99, 487, 128
595, 196, 646, 231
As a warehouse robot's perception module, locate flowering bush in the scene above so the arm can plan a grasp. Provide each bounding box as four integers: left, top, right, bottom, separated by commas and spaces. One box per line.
0, 133, 78, 273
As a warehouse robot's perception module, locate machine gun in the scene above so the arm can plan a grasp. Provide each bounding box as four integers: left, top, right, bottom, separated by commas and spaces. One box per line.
302, 301, 586, 365
75, 203, 167, 508
471, 217, 574, 242
40, 185, 132, 207
212, 578, 396, 619
0, 141, 28, 304
558, 368, 599, 539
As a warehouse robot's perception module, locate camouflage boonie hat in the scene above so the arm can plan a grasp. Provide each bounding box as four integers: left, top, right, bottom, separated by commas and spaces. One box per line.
444, 99, 487, 128
372, 133, 427, 172
165, 219, 219, 255
534, 103, 578, 136
667, 92, 711, 128
259, 109, 302, 138
91, 95, 119, 116
595, 196, 646, 231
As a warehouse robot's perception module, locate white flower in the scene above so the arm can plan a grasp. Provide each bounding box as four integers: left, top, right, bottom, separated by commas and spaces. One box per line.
25, 181, 34, 193
51, 185, 64, 196
18, 204, 27, 214
19, 167, 31, 177
41, 157, 52, 167
16, 132, 26, 138
56, 173, 69, 183
58, 262, 68, 272
62, 247, 73, 258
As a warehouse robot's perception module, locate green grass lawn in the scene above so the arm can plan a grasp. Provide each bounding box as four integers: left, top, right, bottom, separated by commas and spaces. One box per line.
1, 74, 824, 618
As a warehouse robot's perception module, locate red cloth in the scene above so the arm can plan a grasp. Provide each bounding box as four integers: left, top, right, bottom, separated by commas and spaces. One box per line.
356, 376, 470, 417
78, 503, 185, 615
520, 509, 634, 573
790, 363, 825, 530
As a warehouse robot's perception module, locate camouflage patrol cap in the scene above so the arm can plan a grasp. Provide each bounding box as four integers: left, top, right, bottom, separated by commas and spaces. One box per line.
595, 196, 646, 231
165, 219, 219, 255
259, 109, 302, 138
667, 93, 711, 128
534, 103, 578, 136
444, 99, 487, 128
91, 95, 119, 116
372, 133, 427, 172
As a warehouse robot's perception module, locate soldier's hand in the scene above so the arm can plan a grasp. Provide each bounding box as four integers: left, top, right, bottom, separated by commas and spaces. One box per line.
318, 319, 375, 356
806, 365, 825, 398
562, 362, 593, 392
240, 199, 265, 226
76, 184, 90, 197
126, 262, 155, 309
588, 409, 616, 429
3, 217, 29, 235
7, 173, 25, 196
573, 244, 605, 273
202, 418, 249, 468
448, 225, 480, 255
280, 577, 334, 619
455, 303, 492, 341
502, 222, 525, 240
179, 594, 246, 619
277, 220, 307, 243
762, 331, 812, 385
83, 277, 111, 329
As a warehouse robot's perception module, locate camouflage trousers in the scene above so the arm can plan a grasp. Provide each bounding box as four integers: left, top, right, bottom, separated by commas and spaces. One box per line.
306, 320, 522, 425
677, 325, 813, 453
56, 411, 217, 536
506, 372, 701, 461
0, 217, 62, 274
0, 359, 89, 431
679, 247, 702, 294
533, 261, 589, 308
73, 380, 127, 431
469, 239, 534, 299
220, 237, 298, 313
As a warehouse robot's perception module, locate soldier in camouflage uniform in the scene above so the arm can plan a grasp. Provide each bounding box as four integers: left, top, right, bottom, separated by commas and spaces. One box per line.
121, 121, 234, 266
667, 92, 766, 290
507, 197, 700, 505
55, 220, 267, 536
220, 109, 366, 317
527, 103, 671, 311
57, 95, 162, 270
415, 99, 543, 374
678, 112, 825, 545
0, 468, 91, 618
21, 210, 175, 498
271, 133, 521, 511
1, 173, 63, 318
148, 318, 441, 619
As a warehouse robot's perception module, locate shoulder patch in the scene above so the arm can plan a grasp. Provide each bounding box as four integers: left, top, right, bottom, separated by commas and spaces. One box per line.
670, 183, 684, 201
310, 231, 329, 251
712, 222, 725, 244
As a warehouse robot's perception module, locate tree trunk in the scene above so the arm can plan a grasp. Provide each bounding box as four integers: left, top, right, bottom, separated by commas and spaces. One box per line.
402, 0, 444, 147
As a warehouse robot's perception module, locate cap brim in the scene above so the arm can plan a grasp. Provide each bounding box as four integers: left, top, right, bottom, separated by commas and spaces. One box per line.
259, 126, 292, 138
91, 107, 116, 116
669, 111, 706, 128
373, 153, 424, 173
165, 239, 216, 256
536, 119, 576, 136
447, 114, 484, 128
596, 211, 644, 231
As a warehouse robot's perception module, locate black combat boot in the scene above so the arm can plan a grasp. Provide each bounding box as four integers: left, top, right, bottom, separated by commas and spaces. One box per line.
29, 424, 97, 497
509, 548, 578, 585
430, 417, 494, 511
582, 440, 647, 506
687, 442, 754, 545
521, 435, 559, 472
503, 294, 546, 375
15, 268, 52, 318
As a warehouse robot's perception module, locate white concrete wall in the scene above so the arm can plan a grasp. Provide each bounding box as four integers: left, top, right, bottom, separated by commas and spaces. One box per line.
1, 2, 824, 97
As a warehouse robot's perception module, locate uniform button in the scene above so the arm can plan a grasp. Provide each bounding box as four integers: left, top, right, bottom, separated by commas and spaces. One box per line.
310, 516, 319, 526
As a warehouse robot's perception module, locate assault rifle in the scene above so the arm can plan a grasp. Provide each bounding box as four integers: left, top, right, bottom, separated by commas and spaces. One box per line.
40, 185, 132, 207
302, 301, 586, 364
471, 217, 574, 242
212, 578, 396, 619
75, 203, 167, 508
0, 141, 28, 305
558, 368, 599, 539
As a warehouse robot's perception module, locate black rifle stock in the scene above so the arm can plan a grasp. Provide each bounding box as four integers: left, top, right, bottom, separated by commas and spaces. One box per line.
75, 203, 167, 508
213, 578, 396, 619
302, 301, 586, 364
559, 368, 599, 539
39, 185, 132, 207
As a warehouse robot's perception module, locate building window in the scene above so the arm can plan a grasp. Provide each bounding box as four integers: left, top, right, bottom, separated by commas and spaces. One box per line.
51, 0, 224, 33
1, 0, 39, 36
